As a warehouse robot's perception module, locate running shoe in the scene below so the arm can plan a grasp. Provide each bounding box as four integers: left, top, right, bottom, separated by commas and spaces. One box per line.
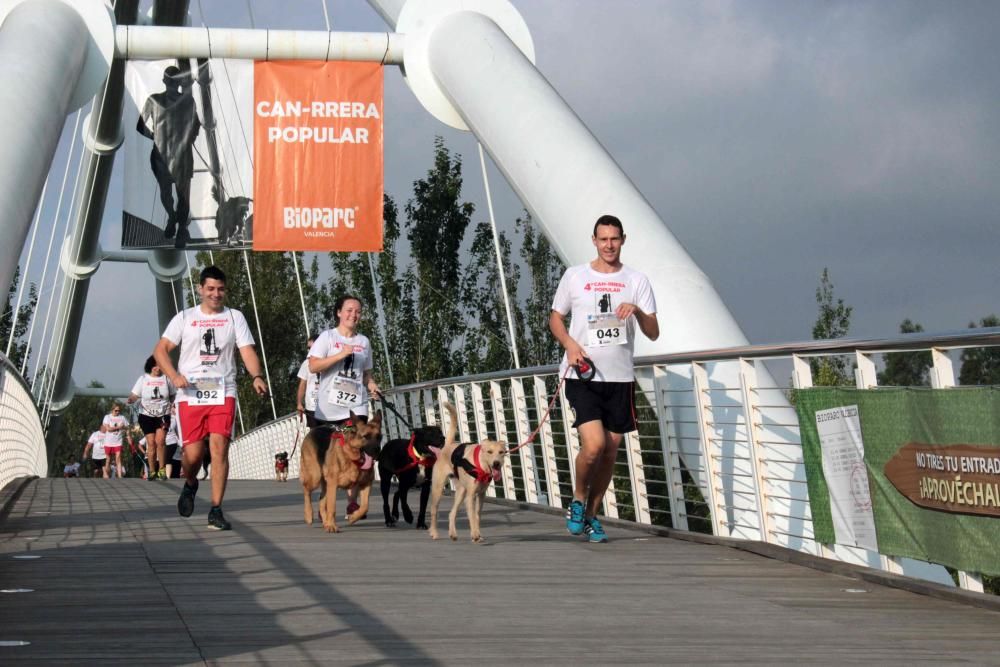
566, 499, 585, 535
157, 469, 167, 480
584, 516, 609, 543
207, 506, 231, 531
177, 480, 198, 517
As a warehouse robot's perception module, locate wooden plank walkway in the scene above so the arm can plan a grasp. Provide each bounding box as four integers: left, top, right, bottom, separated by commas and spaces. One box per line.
1, 478, 998, 665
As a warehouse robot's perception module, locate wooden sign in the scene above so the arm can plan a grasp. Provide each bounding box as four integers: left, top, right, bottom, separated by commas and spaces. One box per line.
883, 442, 1000, 518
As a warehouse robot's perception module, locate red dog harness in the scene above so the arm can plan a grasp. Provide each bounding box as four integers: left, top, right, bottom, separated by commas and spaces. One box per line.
451, 444, 499, 485
394, 433, 437, 475
275, 459, 288, 472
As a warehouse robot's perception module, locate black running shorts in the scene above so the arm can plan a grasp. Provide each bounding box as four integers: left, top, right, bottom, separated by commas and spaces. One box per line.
564, 379, 637, 434
138, 413, 170, 436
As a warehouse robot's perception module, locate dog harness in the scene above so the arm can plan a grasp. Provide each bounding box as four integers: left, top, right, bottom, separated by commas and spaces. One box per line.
332, 431, 374, 471
275, 458, 288, 472
394, 433, 437, 475
450, 444, 496, 485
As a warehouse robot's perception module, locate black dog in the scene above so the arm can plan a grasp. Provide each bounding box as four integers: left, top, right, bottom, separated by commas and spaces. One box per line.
376, 425, 445, 528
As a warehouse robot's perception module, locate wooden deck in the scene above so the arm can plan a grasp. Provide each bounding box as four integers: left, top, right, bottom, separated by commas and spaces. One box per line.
1, 478, 998, 665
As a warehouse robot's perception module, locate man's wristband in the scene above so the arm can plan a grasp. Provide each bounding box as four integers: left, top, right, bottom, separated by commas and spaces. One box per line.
253, 375, 265, 381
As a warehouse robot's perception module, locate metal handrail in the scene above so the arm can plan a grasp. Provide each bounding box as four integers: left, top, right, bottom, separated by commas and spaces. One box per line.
384, 328, 1000, 393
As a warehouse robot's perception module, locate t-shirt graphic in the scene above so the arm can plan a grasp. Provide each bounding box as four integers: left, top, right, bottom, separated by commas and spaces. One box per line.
201, 328, 220, 363
597, 292, 613, 315
341, 353, 356, 378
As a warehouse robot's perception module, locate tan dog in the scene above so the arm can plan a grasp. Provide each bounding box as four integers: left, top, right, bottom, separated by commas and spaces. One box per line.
428, 402, 506, 543
300, 411, 383, 533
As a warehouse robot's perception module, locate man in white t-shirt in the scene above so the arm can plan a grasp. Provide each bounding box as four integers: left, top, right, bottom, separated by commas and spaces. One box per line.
295, 336, 320, 428
154, 265, 268, 531
83, 427, 108, 478
549, 214, 659, 544
102, 404, 130, 479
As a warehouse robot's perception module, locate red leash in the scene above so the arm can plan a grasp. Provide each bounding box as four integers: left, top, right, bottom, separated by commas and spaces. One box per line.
506, 365, 575, 455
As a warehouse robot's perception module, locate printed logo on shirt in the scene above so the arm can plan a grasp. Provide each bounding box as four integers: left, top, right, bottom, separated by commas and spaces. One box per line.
193, 318, 229, 366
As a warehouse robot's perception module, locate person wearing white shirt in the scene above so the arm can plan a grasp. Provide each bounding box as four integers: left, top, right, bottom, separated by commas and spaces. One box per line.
308, 294, 382, 515
154, 265, 268, 531
164, 402, 180, 478
127, 355, 176, 481
295, 336, 320, 428
101, 404, 130, 479
83, 427, 108, 478
549, 215, 659, 543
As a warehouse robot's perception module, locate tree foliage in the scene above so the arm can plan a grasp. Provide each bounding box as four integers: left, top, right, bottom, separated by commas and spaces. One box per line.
1, 264, 38, 373
959, 315, 1000, 385
517, 211, 564, 367
878, 319, 931, 387
811, 268, 854, 386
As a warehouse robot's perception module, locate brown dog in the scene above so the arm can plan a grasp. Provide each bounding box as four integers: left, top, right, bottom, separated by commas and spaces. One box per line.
428, 402, 506, 543
300, 411, 383, 533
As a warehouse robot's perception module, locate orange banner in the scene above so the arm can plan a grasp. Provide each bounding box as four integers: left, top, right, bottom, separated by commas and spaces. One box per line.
253, 61, 383, 251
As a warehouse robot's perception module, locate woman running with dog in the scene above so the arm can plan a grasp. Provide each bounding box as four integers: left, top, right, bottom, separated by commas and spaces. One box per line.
127, 355, 176, 480
308, 294, 383, 515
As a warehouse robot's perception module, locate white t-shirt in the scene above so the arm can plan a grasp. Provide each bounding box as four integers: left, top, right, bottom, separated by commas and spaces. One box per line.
161, 305, 255, 403
165, 415, 179, 446
102, 414, 129, 446
297, 359, 320, 412
64, 462, 81, 475
131, 373, 175, 417
87, 431, 106, 459
551, 263, 657, 383
309, 328, 374, 422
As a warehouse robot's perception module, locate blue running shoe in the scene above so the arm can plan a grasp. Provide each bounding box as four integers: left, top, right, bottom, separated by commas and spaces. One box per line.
566, 499, 585, 535
584, 516, 608, 543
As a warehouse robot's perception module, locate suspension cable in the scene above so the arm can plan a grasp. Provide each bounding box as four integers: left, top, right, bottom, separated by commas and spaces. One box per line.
4, 176, 48, 358
292, 252, 311, 340
23, 110, 83, 377
478, 143, 521, 368
367, 252, 394, 386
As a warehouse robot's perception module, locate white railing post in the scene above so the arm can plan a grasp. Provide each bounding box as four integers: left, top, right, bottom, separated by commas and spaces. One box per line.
622, 426, 650, 524
558, 381, 580, 493
691, 361, 725, 536
533, 375, 563, 508
654, 366, 689, 530
423, 389, 438, 426
792, 354, 835, 559
452, 383, 473, 443
738, 358, 773, 543
511, 378, 540, 504
930, 348, 985, 593
407, 391, 423, 428
489, 380, 518, 500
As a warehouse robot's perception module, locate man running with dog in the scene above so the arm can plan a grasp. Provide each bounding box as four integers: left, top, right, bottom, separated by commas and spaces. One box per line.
154, 265, 268, 530
308, 295, 382, 516
549, 214, 658, 543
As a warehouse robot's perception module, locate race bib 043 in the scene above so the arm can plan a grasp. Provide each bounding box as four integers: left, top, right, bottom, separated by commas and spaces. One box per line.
587, 315, 627, 347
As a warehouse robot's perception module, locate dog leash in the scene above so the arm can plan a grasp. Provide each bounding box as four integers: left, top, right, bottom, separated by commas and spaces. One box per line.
506, 358, 595, 455
379, 396, 415, 431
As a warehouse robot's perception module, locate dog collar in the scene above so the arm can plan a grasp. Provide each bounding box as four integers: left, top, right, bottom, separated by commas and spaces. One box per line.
395, 434, 437, 474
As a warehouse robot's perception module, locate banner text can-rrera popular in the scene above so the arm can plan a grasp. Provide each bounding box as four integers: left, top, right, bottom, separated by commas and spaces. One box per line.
253, 61, 383, 252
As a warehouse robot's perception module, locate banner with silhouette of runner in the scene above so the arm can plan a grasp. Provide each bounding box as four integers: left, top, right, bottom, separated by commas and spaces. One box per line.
122, 59, 254, 250
252, 61, 383, 252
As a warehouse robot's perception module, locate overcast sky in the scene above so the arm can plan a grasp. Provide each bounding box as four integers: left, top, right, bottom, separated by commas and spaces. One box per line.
14, 0, 1000, 392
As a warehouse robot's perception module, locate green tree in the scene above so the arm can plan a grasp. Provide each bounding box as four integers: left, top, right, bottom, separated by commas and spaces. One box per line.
1, 265, 38, 373
811, 268, 853, 386
403, 137, 475, 381
460, 221, 522, 374
517, 211, 564, 367
958, 315, 1000, 385
878, 319, 931, 386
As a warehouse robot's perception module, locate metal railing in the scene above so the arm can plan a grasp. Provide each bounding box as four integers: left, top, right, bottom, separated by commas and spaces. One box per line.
230, 328, 1000, 593
0, 353, 47, 490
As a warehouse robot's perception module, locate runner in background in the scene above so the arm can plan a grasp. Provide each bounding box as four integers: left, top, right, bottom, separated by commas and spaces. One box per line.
83, 426, 108, 478
164, 402, 180, 479
296, 337, 319, 428
102, 404, 130, 479
127, 355, 176, 480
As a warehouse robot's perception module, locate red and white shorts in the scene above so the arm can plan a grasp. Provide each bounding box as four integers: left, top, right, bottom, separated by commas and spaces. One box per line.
177, 397, 237, 446
104, 446, 122, 455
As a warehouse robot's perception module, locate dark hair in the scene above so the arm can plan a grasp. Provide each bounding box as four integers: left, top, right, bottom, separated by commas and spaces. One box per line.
332, 294, 362, 326
593, 214, 624, 237
144, 355, 157, 374
200, 265, 226, 285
